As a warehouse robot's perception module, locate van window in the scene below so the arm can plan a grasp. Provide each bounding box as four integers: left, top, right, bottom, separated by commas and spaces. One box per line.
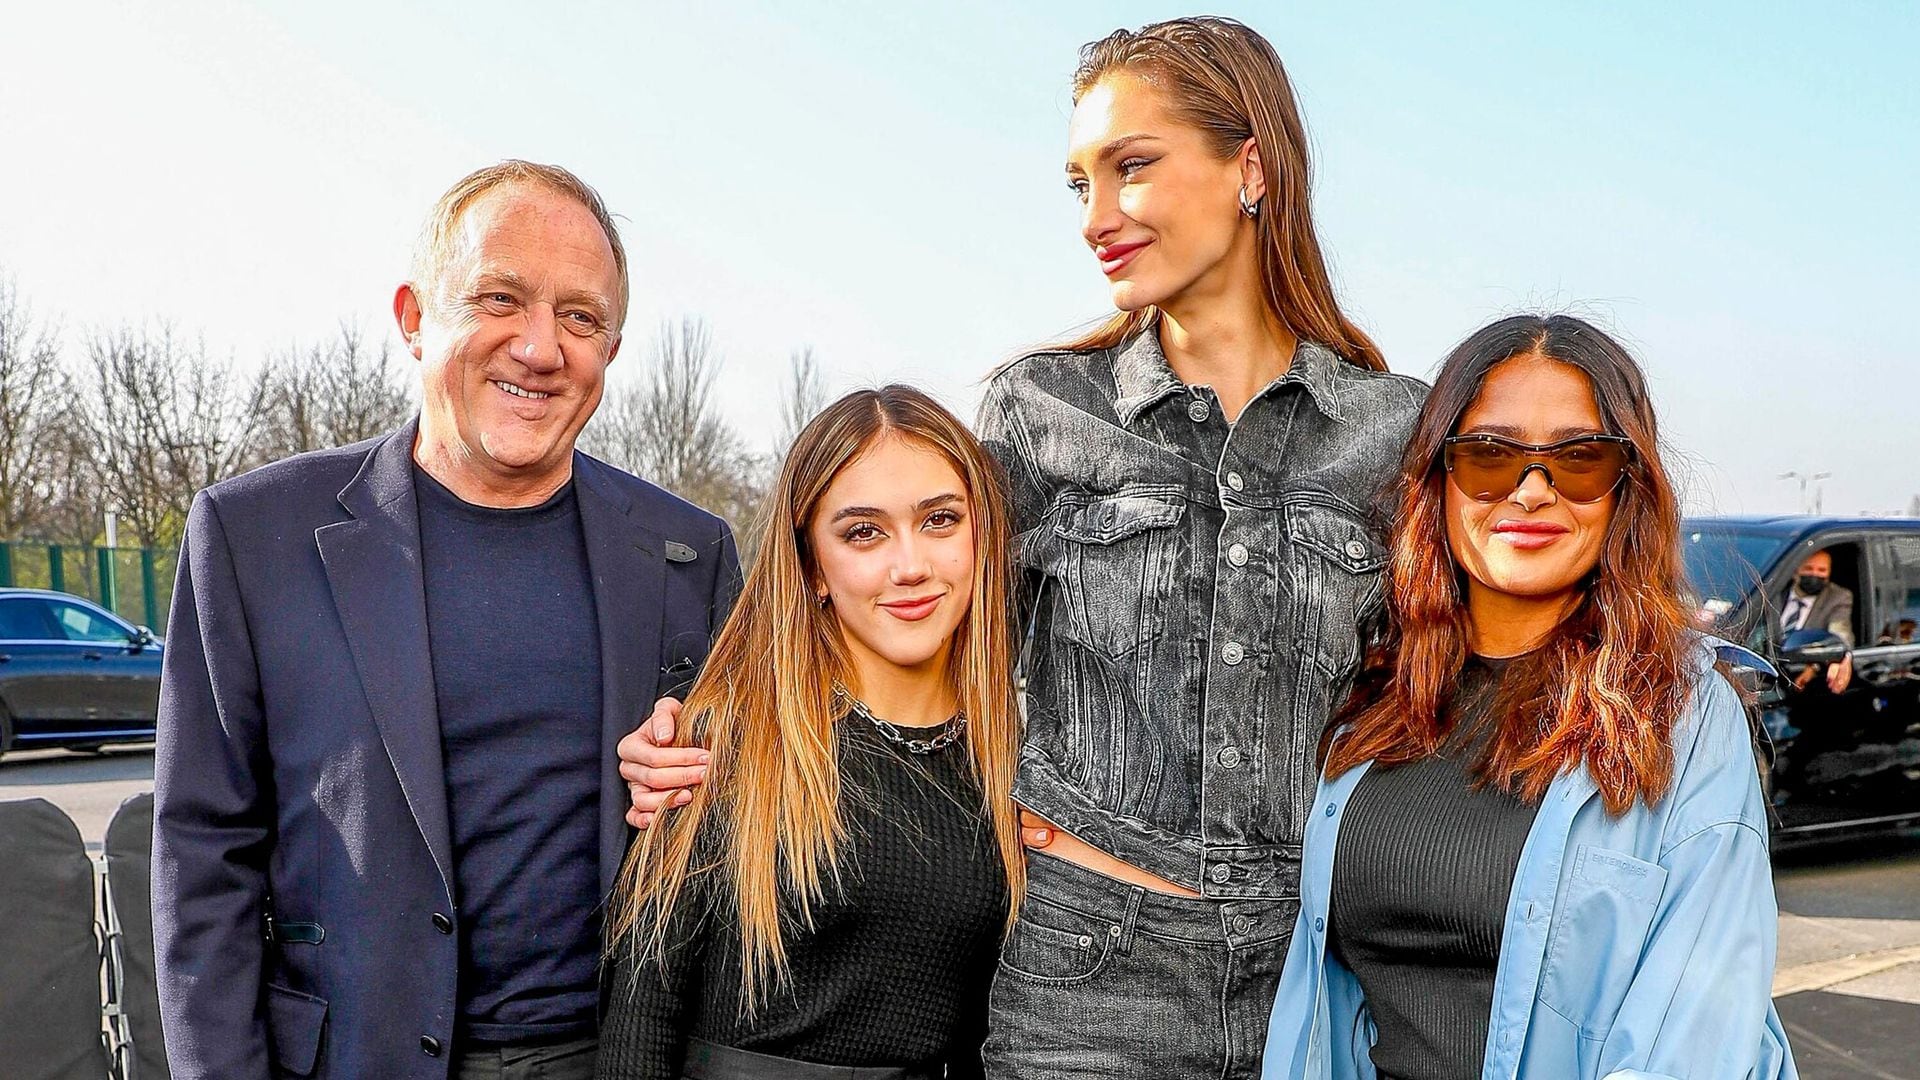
1683, 527, 1789, 609
1872, 536, 1920, 645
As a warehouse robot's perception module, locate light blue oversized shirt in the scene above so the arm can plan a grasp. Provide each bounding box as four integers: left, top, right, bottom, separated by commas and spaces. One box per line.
1261, 639, 1797, 1080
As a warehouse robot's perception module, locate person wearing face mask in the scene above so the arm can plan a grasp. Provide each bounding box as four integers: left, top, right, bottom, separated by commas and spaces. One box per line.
1261, 315, 1795, 1080
1779, 549, 1853, 693
597, 387, 1026, 1080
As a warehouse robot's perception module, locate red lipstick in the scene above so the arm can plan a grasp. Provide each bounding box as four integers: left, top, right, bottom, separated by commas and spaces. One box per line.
1097, 240, 1150, 277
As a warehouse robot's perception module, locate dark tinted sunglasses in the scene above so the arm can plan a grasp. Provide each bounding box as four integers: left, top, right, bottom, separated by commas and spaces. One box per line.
1441, 433, 1634, 503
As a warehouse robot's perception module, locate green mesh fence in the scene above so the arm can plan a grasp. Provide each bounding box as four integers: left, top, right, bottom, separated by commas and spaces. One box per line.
0, 543, 176, 631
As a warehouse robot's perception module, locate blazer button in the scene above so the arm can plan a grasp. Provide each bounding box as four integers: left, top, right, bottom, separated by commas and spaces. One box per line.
432, 912, 453, 934
420, 1035, 442, 1057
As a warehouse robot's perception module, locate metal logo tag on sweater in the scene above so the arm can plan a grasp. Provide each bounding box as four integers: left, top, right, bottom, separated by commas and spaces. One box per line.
665, 540, 698, 563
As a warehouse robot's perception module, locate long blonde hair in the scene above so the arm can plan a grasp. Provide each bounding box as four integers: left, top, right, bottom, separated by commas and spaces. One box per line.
1061, 18, 1384, 371
608, 385, 1026, 1012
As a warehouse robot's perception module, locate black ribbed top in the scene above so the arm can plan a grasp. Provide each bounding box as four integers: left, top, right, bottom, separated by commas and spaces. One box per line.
597, 714, 1008, 1080
1327, 656, 1539, 1080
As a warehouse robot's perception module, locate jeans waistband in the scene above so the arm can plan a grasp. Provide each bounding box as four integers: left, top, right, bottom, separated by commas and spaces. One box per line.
1024, 850, 1296, 947
681, 1040, 940, 1080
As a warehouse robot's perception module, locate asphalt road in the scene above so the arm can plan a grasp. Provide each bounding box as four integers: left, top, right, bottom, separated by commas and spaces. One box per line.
6, 747, 1920, 1076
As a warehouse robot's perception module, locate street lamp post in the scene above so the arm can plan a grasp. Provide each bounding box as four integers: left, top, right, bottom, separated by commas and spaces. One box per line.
1778, 471, 1832, 514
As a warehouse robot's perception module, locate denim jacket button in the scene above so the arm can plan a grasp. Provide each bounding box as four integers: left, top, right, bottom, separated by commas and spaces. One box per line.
1315, 917, 1325, 933
1187, 398, 1210, 422
1222, 642, 1245, 666
1232, 915, 1254, 935
1227, 543, 1249, 567
1324, 802, 1337, 817
1210, 864, 1232, 884
1225, 471, 1245, 492
1217, 745, 1242, 768
1344, 539, 1368, 561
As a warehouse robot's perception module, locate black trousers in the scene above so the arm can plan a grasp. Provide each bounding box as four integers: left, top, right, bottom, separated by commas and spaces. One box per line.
678, 1040, 939, 1080
452, 1035, 597, 1080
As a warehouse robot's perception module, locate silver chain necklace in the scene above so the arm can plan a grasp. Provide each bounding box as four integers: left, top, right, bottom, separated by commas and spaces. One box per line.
836, 685, 967, 754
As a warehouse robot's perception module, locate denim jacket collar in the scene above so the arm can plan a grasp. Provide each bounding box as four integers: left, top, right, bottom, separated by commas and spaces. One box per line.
1110, 325, 1349, 427
1110, 329, 1187, 427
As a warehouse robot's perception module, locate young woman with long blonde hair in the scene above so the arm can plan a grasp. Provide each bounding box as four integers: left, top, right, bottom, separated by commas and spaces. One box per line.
623, 17, 1426, 1078
597, 386, 1025, 1080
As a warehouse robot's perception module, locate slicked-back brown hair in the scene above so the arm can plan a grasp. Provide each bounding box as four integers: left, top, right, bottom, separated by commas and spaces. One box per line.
1059, 17, 1384, 371
1323, 314, 1696, 815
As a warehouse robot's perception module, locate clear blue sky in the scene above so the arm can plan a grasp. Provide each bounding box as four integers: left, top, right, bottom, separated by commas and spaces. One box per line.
2, 1, 1914, 513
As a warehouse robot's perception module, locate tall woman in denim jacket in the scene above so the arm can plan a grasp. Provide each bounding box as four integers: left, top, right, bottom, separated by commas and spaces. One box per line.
970, 18, 1427, 1080
624, 18, 1426, 1077
1260, 314, 1795, 1080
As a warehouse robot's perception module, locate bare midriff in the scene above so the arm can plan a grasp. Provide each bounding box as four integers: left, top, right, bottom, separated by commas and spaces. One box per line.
1027, 813, 1204, 898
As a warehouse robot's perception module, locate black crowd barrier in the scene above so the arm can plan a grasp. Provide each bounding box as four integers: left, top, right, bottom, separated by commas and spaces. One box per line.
0, 795, 170, 1080
104, 794, 169, 1080
0, 798, 112, 1080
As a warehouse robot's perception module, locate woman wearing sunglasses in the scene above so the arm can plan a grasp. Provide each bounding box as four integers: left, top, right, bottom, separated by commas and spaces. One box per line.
1260, 314, 1796, 1080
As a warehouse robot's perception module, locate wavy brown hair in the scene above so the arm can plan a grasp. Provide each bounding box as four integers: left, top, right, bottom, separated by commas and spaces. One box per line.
607, 385, 1025, 1013
1058, 17, 1384, 371
1322, 315, 1696, 814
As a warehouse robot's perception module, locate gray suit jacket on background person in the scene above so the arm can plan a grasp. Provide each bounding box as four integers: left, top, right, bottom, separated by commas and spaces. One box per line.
151, 419, 739, 1080
1782, 581, 1854, 647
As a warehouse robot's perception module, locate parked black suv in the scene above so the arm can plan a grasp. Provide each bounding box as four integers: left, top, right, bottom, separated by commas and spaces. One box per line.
1684, 515, 1920, 840
0, 588, 162, 759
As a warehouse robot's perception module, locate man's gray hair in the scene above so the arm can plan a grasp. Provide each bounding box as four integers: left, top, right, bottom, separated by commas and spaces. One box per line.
411, 160, 629, 329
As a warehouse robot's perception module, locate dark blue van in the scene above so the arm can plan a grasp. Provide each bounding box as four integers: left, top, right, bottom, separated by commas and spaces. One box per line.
1684, 515, 1920, 840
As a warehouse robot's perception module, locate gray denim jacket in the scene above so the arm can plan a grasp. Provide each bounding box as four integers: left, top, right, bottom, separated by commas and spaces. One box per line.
979, 330, 1426, 899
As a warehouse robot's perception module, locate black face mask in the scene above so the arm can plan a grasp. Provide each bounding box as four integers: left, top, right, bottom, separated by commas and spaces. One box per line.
1796, 573, 1830, 596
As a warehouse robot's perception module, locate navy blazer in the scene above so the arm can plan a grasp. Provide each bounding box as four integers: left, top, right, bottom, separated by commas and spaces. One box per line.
151, 421, 739, 1079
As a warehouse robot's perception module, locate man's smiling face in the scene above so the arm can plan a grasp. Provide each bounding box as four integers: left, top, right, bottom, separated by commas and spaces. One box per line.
400, 182, 623, 502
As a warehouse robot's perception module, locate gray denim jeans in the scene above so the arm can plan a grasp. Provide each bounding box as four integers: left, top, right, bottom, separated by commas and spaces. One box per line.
981, 852, 1296, 1079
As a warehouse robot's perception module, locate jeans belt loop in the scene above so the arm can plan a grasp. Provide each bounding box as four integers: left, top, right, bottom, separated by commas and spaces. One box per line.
1116, 887, 1145, 956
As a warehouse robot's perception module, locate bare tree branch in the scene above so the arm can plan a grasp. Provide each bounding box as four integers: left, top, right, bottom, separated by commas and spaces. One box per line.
254, 323, 414, 460
777, 345, 828, 452
0, 277, 72, 538
83, 325, 269, 547
580, 316, 772, 557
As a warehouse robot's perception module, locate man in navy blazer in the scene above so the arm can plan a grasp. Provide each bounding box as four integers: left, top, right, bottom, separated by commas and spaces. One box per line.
152, 161, 739, 1079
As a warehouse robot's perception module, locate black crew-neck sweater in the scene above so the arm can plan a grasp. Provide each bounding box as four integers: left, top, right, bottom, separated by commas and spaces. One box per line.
413, 465, 604, 1044
1328, 655, 1540, 1080
598, 714, 1008, 1080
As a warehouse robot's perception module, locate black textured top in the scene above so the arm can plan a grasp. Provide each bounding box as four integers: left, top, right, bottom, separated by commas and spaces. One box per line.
598, 713, 1008, 1080
414, 466, 603, 1044
1328, 656, 1540, 1080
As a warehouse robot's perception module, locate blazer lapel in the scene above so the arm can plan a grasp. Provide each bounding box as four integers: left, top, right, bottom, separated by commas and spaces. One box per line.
573, 456, 666, 899
315, 420, 455, 897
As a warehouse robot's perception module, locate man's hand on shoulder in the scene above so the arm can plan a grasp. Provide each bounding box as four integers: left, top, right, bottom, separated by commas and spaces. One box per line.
618, 697, 707, 829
